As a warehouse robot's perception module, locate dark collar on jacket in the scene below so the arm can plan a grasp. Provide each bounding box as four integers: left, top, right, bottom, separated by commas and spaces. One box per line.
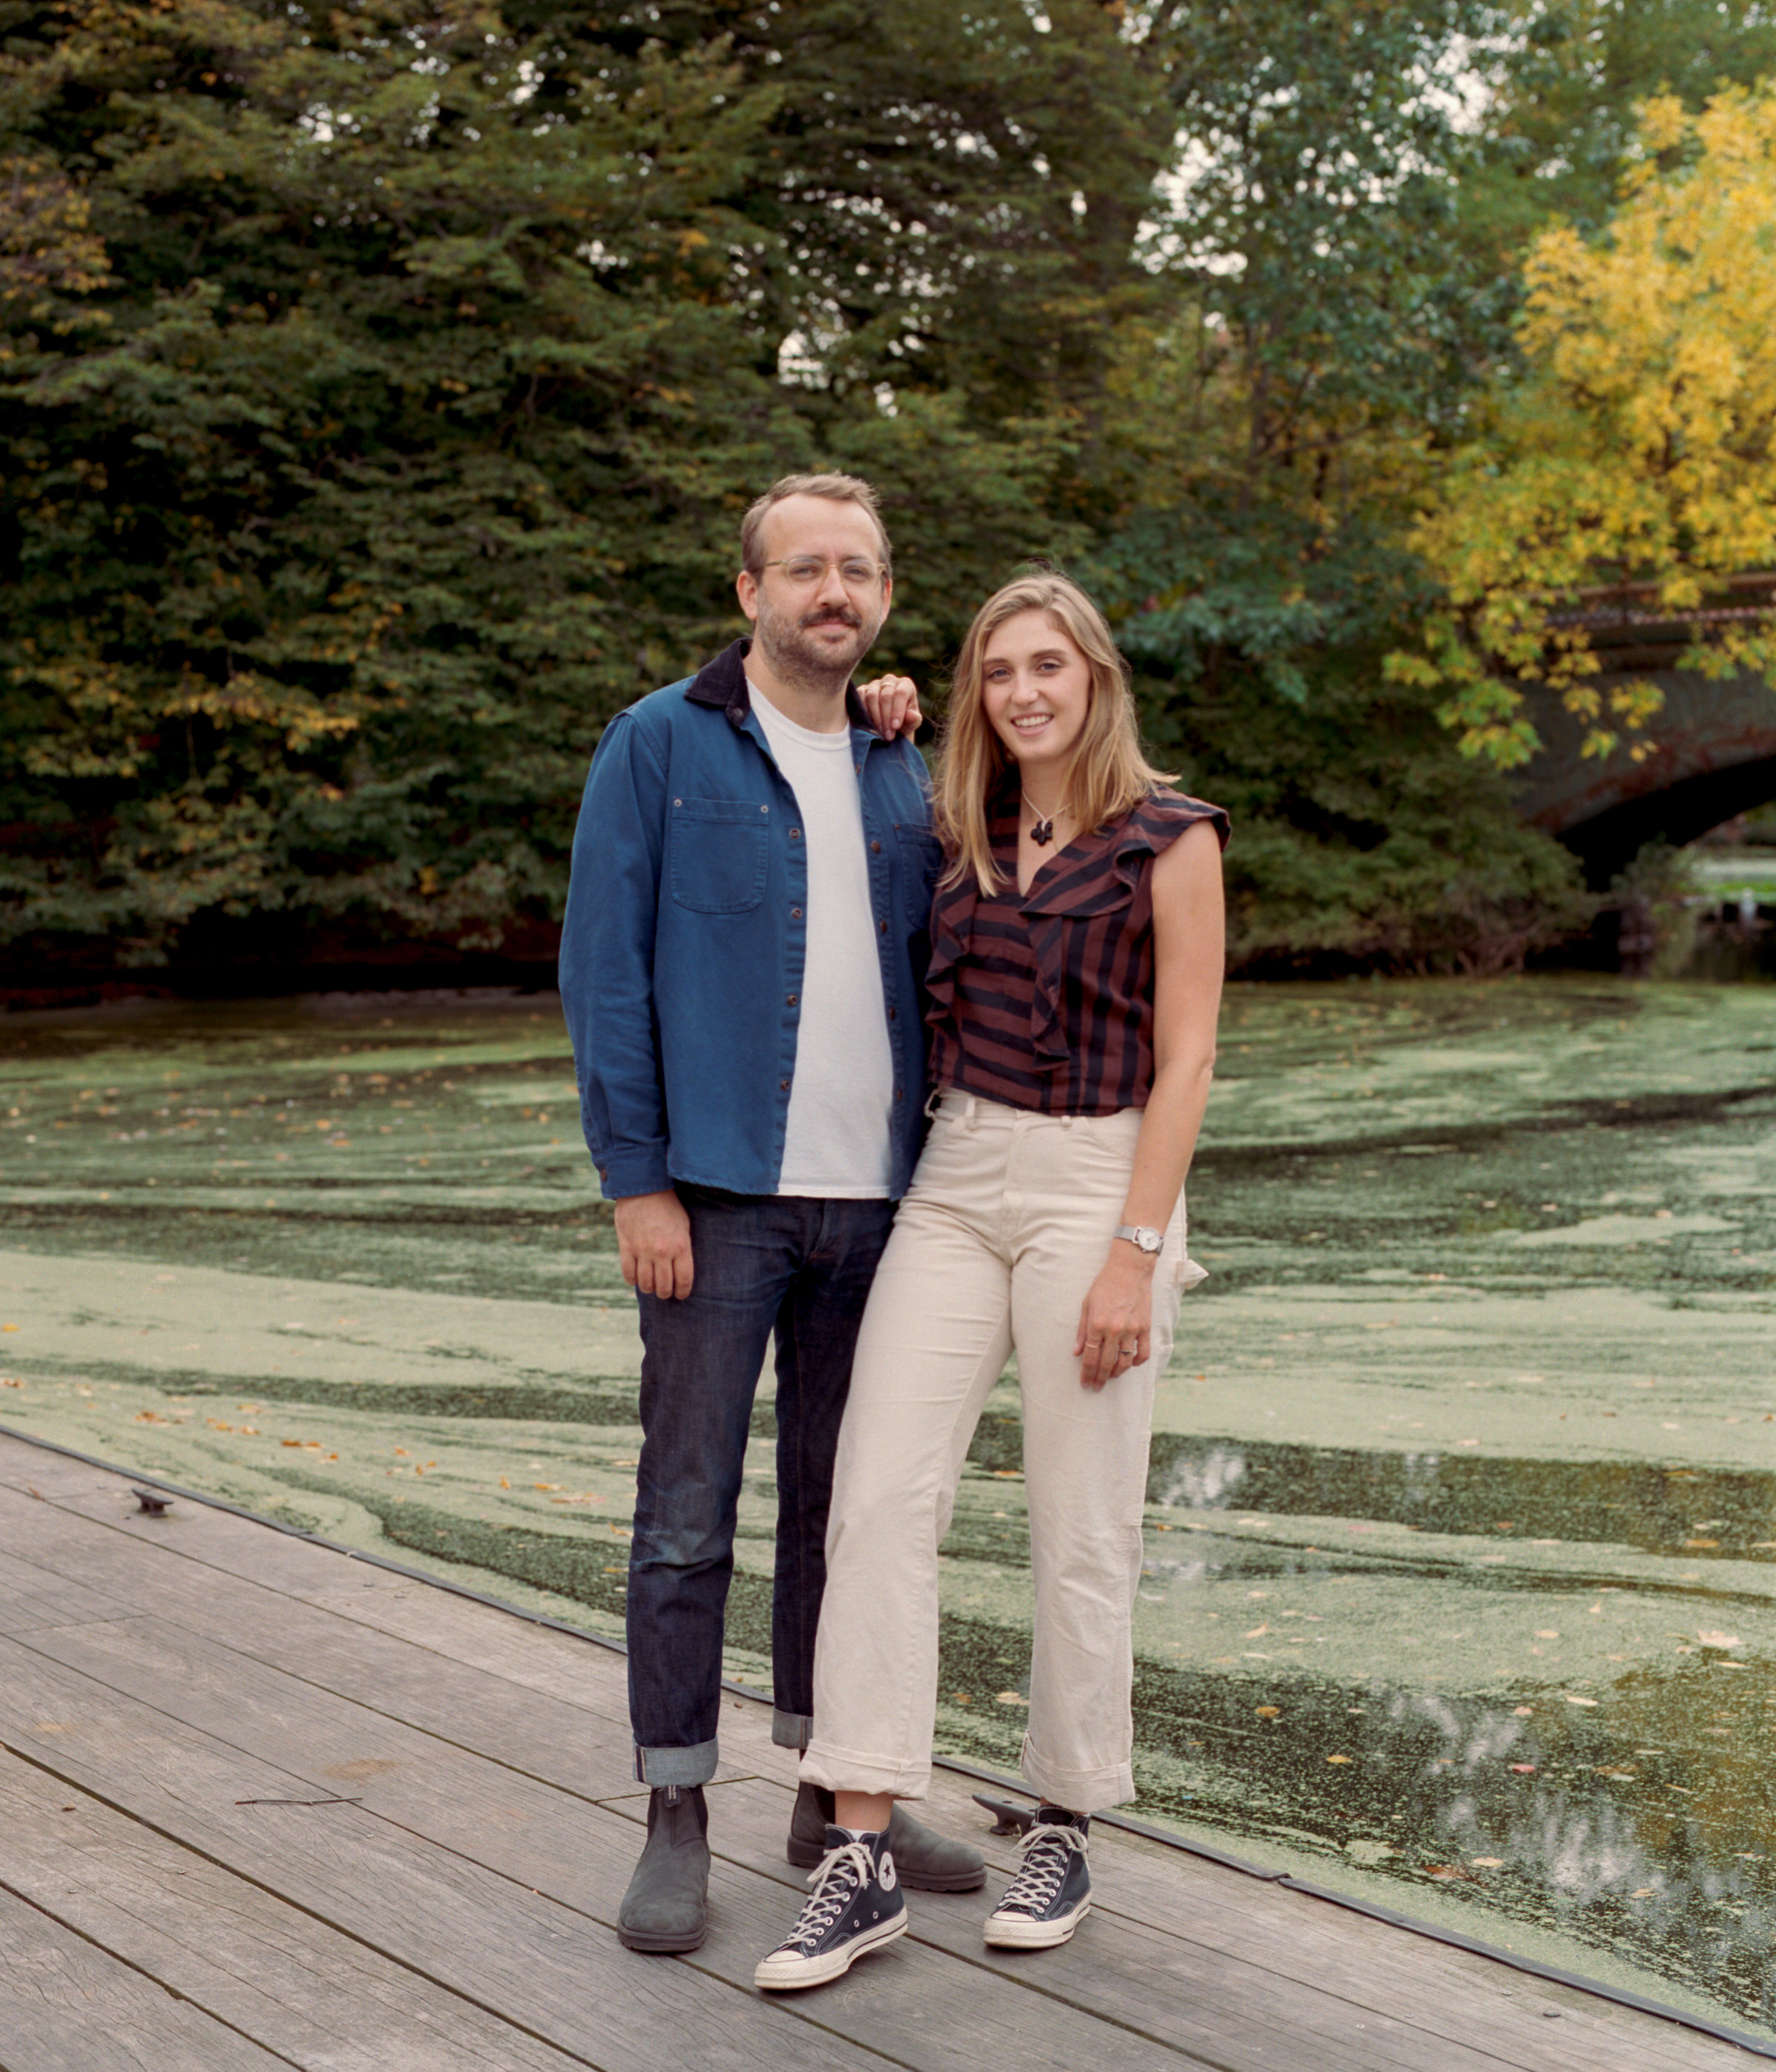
684, 637, 871, 732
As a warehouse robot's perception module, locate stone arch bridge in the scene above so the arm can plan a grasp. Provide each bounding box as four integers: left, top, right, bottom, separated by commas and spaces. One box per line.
1511, 583, 1776, 885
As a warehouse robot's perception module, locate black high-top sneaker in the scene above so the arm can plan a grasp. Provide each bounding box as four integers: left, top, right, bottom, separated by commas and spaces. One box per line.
755, 1826, 907, 1991
787, 1780, 986, 1890
982, 1806, 1090, 1949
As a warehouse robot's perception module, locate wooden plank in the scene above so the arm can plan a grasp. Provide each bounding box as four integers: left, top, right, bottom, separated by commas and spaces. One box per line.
0, 1641, 902, 2072
689, 1776, 1627, 2072
860, 1751, 1757, 2072
0, 1544, 128, 1636
0, 1748, 593, 2072
0, 1489, 643, 1797
3, 1618, 1208, 2071
0, 1439, 1758, 2072
0, 1883, 291, 2072
0, 1456, 636, 1716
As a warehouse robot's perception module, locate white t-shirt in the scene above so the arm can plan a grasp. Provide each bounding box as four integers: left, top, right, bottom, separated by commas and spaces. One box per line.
749, 682, 894, 1198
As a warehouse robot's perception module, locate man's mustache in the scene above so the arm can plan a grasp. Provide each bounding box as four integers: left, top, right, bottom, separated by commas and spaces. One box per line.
800, 608, 863, 630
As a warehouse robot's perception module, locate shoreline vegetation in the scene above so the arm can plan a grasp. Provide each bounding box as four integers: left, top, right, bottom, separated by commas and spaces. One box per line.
6, 7, 1776, 986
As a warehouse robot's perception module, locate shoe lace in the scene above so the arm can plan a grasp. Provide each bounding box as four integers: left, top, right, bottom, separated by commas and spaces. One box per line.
997, 1822, 1086, 1914
783, 1837, 875, 1948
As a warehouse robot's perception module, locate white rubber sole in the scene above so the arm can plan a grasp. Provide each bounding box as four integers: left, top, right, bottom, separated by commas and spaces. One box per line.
755, 1909, 907, 1991
983, 1896, 1090, 1949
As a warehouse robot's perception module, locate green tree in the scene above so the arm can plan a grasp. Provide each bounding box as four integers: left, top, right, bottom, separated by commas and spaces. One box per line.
0, 0, 1094, 963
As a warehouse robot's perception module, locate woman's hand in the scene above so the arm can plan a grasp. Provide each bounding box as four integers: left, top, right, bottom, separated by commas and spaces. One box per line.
856, 673, 923, 740
1074, 1246, 1155, 1390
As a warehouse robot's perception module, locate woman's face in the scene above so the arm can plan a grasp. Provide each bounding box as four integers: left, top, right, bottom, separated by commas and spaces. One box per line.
980, 609, 1092, 777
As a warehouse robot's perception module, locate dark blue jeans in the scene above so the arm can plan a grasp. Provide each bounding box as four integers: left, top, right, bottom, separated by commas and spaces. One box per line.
626, 1187, 895, 1786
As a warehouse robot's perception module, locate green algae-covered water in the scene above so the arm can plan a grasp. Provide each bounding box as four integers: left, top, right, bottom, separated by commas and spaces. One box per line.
3, 976, 1775, 2033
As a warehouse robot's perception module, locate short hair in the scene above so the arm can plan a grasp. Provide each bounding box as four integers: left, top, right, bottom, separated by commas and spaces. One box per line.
740, 472, 892, 576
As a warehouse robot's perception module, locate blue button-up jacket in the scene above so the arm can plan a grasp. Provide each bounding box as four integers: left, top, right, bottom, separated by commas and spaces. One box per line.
560, 639, 939, 1200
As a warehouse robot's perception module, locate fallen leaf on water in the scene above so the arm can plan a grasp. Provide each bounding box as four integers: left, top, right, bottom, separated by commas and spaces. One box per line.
1596, 1766, 1636, 1779
1630, 1887, 1655, 1899
1471, 1857, 1504, 1868
1510, 1763, 1537, 1773
1562, 1694, 1598, 1707
1426, 1865, 1473, 1880
1512, 1705, 1533, 1717
1534, 1629, 1559, 1640
1254, 1705, 1280, 1719
1325, 1754, 1353, 1764
1244, 1623, 1269, 1638
1684, 1538, 1720, 1549
533, 1481, 559, 1491
995, 1692, 1028, 1706
499, 1476, 510, 1489
1697, 1631, 1742, 1649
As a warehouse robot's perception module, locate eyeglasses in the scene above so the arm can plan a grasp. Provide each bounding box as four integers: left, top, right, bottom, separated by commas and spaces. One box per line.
758, 556, 888, 591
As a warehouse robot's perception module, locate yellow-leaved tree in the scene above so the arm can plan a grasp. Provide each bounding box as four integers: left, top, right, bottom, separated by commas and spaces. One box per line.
1390, 86, 1776, 766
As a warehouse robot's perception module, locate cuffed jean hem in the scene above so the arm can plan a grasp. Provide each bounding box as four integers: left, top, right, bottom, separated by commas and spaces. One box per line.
771, 1709, 814, 1752
634, 1738, 719, 1789
1021, 1732, 1133, 1816
798, 1738, 929, 1800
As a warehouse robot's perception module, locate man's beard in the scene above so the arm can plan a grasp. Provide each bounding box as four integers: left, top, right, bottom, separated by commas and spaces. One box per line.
752, 588, 883, 693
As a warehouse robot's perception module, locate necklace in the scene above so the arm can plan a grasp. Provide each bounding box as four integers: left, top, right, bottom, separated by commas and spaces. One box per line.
1023, 796, 1065, 847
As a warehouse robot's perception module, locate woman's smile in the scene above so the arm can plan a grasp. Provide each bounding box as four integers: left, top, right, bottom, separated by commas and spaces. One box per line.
982, 608, 1092, 773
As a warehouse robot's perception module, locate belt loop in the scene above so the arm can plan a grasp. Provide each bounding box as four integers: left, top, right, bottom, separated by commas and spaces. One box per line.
964, 1094, 978, 1133
924, 1085, 944, 1120
1060, 1112, 1073, 1129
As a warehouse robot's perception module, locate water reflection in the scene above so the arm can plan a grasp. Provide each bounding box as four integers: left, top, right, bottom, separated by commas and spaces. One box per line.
1117, 1658, 1776, 2029
1143, 1435, 1776, 1560
7, 978, 1775, 2036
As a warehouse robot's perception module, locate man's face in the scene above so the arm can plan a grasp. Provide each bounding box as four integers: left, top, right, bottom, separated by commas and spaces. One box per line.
736, 494, 892, 683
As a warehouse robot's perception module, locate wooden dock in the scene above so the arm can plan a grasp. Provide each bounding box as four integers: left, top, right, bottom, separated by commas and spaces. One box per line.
0, 1430, 1759, 2072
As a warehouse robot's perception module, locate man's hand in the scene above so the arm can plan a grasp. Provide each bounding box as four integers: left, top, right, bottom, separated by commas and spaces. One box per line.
615, 1190, 694, 1299
856, 673, 923, 740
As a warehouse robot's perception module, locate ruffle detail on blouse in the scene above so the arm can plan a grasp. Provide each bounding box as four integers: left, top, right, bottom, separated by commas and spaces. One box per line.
1018, 790, 1228, 1073
925, 787, 1229, 1080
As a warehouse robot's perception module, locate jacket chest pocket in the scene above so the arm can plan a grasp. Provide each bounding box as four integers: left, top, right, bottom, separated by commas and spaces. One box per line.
894, 826, 944, 930
668, 796, 769, 914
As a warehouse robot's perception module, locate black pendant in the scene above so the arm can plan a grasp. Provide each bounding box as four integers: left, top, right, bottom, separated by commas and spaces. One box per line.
1029, 815, 1055, 847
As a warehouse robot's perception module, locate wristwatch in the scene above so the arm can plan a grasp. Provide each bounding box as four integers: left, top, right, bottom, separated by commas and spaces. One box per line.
1113, 1224, 1163, 1255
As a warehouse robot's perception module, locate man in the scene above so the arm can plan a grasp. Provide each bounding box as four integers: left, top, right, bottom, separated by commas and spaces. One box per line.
560, 473, 983, 1953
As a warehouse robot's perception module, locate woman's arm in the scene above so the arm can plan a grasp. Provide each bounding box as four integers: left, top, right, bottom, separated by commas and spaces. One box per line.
1074, 818, 1225, 1389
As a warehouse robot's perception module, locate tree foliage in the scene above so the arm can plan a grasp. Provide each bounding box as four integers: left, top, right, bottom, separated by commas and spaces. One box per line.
1, 0, 1772, 975
0, 1, 1091, 960
1393, 85, 1776, 767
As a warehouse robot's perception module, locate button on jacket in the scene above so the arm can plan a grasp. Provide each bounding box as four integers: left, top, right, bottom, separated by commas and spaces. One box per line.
560, 639, 940, 1201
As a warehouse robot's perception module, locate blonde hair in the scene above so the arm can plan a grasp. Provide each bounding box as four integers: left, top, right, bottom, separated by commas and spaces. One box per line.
934, 572, 1176, 895
739, 472, 891, 575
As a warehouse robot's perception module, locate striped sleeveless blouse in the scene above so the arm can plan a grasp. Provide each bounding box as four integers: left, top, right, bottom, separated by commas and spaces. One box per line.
925, 783, 1230, 1117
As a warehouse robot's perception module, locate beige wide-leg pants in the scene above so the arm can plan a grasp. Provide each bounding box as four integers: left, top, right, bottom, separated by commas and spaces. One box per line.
801, 1090, 1202, 1813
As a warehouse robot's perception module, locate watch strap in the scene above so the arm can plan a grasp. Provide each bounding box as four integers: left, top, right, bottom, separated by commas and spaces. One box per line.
1113, 1223, 1163, 1254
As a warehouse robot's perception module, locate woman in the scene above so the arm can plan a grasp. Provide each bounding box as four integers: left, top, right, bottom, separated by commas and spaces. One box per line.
755, 571, 1227, 1991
